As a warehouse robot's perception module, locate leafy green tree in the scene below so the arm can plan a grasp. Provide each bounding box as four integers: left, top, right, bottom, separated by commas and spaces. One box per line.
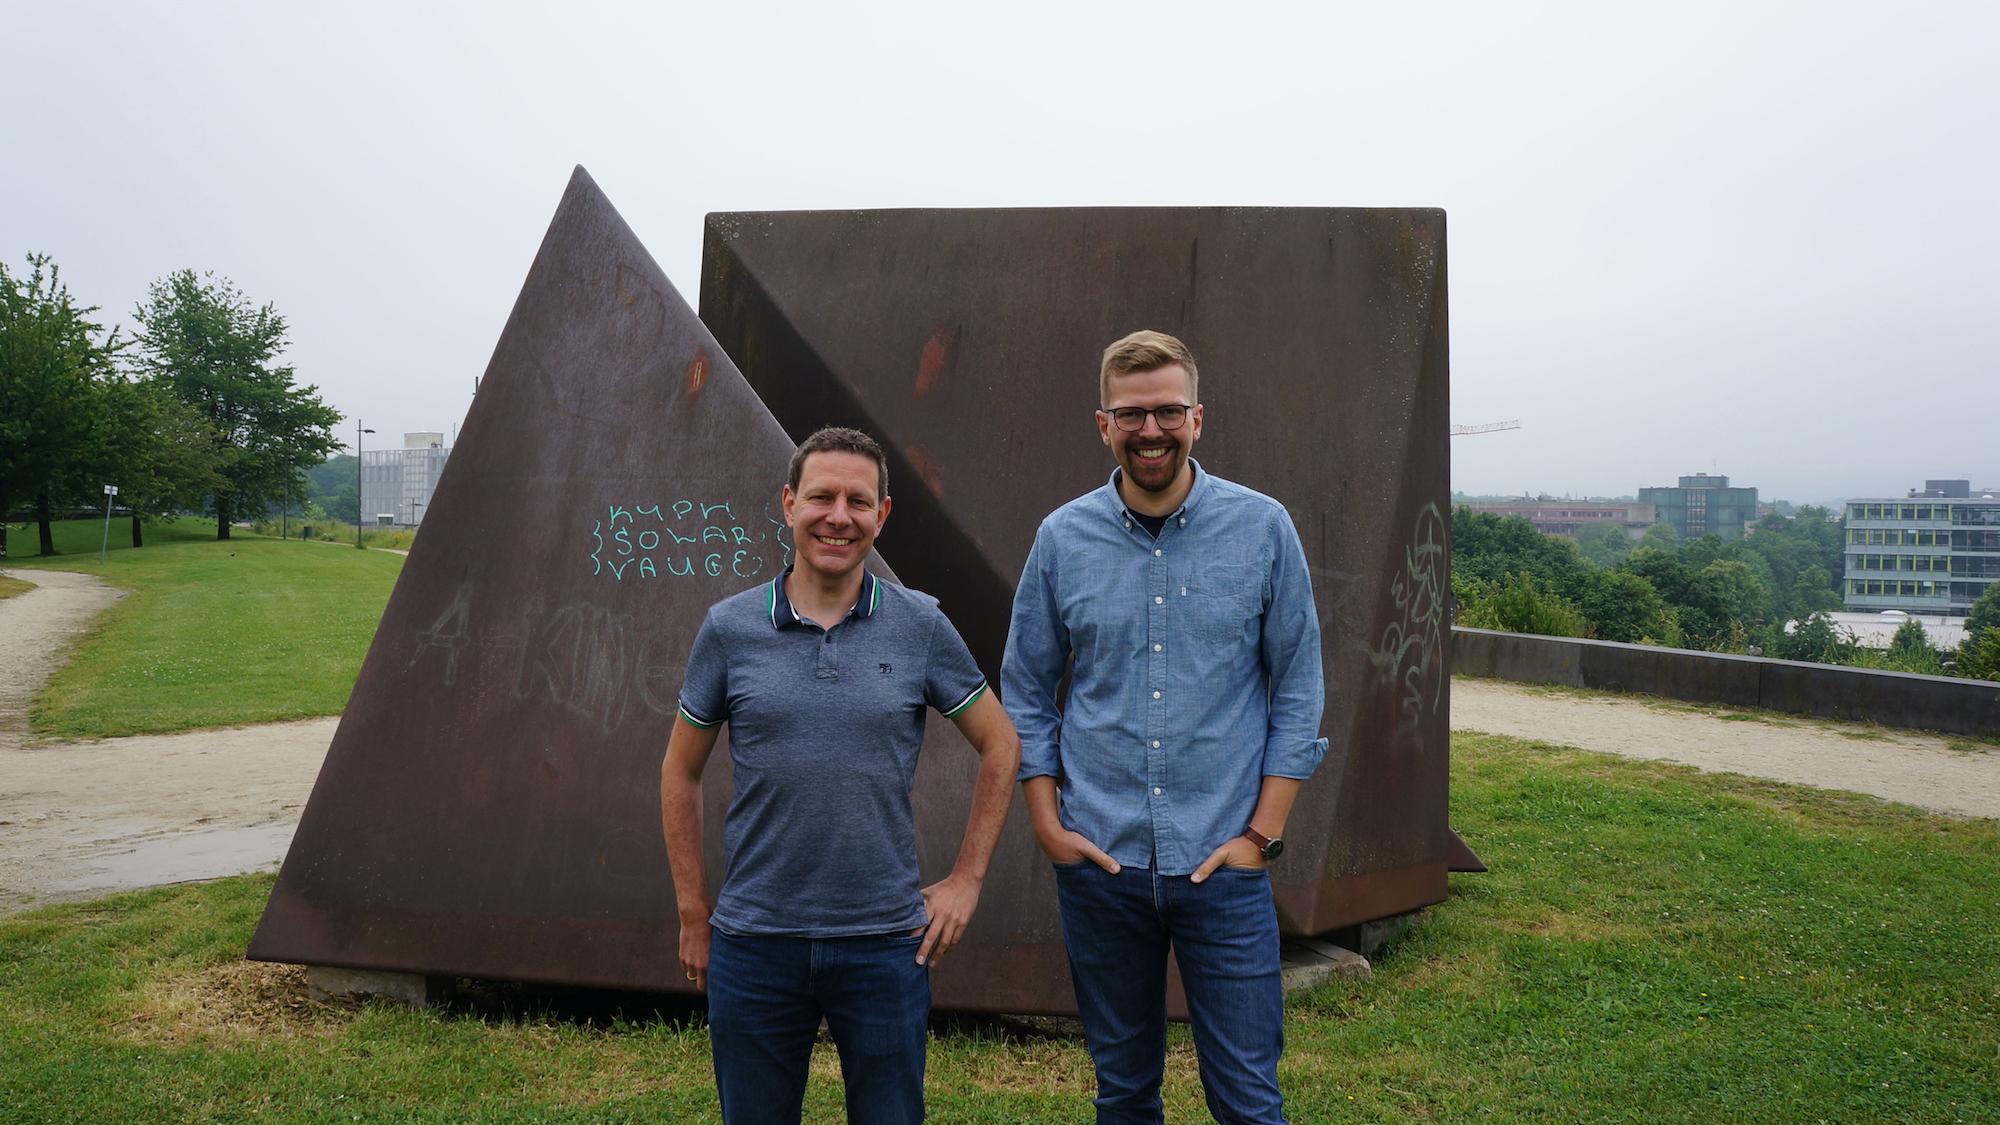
132, 270, 340, 540
0, 254, 123, 556
1688, 559, 1772, 644
1790, 565, 1844, 615
321, 481, 359, 525
1769, 611, 1855, 664
1966, 583, 2000, 642
1638, 521, 1681, 551
1956, 627, 2000, 682
1888, 616, 1932, 661
1458, 571, 1593, 639
84, 377, 224, 546
1569, 568, 1672, 643
1451, 507, 1588, 590
1575, 521, 1634, 568
1621, 547, 1696, 608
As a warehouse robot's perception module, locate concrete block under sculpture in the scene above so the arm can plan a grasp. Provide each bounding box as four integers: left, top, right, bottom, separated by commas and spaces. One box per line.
700, 206, 1482, 953
247, 168, 1059, 1012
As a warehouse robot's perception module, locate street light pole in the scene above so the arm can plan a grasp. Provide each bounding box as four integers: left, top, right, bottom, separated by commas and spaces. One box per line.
356, 421, 376, 549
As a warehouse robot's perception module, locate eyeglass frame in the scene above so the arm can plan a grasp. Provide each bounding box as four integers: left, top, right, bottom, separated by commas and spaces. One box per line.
1096, 403, 1196, 432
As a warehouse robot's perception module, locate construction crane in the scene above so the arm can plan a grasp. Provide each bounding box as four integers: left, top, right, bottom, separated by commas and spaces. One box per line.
1450, 419, 1521, 437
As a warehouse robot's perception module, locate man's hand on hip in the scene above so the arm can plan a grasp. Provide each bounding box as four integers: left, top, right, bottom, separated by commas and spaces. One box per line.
1190, 835, 1267, 883
918, 872, 986, 966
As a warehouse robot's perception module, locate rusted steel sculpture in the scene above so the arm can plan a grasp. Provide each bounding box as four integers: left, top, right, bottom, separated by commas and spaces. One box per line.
252, 173, 1475, 1016
699, 206, 1478, 964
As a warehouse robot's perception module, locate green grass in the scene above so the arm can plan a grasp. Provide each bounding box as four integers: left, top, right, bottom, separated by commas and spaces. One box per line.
1, 518, 401, 739
0, 574, 32, 601
3, 735, 1995, 1121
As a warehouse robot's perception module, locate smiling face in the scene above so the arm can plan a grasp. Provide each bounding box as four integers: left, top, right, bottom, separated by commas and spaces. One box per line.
782, 449, 890, 583
1098, 362, 1203, 502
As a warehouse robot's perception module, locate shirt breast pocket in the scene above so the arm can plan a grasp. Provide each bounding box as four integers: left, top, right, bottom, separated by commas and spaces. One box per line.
1184, 564, 1260, 647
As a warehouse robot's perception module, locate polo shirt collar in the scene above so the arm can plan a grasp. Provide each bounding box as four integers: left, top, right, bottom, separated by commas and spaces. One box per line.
1100, 458, 1210, 527
768, 566, 881, 630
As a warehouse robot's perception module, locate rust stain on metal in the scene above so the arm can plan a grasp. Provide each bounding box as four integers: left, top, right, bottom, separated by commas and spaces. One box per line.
686, 346, 708, 397
905, 444, 945, 499
914, 328, 951, 397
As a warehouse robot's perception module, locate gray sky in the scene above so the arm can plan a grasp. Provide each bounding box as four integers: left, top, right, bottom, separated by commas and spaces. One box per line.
8, 1, 1994, 505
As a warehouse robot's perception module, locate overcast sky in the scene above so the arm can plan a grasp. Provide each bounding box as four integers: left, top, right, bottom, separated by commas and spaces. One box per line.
8, 1, 1994, 504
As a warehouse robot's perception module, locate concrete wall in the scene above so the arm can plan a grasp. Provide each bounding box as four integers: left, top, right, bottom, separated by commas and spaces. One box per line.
1452, 627, 2000, 739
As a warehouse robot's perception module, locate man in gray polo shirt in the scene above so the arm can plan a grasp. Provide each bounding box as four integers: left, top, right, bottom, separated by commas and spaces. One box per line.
660, 426, 1020, 1125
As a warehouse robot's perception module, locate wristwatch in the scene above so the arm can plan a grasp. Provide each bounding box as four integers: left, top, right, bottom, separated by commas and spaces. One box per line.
1243, 826, 1284, 861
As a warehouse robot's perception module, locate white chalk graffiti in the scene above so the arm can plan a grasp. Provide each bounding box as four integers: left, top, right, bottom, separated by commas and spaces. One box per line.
1368, 502, 1446, 726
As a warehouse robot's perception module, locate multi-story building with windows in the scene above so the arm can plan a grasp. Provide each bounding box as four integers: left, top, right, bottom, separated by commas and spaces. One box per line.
1637, 473, 1759, 541
359, 431, 451, 527
1843, 480, 2000, 617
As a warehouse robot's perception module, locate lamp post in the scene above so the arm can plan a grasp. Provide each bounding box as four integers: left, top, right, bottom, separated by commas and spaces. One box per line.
356, 421, 375, 549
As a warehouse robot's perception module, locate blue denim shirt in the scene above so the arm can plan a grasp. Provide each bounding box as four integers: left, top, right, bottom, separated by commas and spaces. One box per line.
1002, 462, 1328, 875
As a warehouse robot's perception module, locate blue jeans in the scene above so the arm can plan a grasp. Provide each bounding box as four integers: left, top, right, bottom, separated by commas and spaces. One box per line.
706, 927, 930, 1124
1053, 862, 1286, 1125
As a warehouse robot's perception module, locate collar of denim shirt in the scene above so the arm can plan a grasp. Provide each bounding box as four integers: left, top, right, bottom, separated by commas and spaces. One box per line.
1096, 457, 1213, 532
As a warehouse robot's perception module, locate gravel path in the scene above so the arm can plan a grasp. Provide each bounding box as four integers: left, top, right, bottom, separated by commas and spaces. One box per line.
1452, 677, 2000, 819
0, 568, 333, 914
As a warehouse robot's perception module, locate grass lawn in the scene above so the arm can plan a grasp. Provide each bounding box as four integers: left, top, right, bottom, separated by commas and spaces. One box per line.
2, 734, 1994, 1122
0, 573, 32, 601
1, 518, 402, 739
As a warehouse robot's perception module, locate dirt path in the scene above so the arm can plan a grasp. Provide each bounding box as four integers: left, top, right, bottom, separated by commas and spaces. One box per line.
1452, 676, 2000, 819
0, 568, 333, 914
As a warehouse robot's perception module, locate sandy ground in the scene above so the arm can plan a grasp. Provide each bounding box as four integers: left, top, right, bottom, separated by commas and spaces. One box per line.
0, 567, 334, 914
2, 563, 1994, 915
1452, 677, 2000, 819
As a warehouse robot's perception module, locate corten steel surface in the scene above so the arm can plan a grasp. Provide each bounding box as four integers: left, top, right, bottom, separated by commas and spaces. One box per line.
248, 168, 1028, 1001
701, 208, 1472, 969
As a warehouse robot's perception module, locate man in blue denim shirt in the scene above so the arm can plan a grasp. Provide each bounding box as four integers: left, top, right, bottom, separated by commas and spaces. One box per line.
1002, 330, 1327, 1124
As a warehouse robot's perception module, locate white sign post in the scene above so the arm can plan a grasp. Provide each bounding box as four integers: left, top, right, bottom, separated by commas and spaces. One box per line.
99, 484, 118, 564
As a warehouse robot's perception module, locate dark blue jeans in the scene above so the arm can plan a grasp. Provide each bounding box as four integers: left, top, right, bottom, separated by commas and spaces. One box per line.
706, 927, 930, 1124
1053, 862, 1286, 1125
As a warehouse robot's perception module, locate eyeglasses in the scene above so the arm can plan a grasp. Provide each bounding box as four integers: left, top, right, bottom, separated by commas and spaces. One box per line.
1100, 404, 1193, 431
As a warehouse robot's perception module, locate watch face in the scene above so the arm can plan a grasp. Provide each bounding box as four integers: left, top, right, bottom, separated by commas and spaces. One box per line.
1263, 838, 1285, 860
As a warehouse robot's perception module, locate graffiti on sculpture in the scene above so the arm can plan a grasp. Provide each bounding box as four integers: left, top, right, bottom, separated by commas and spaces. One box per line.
589, 499, 783, 581
1368, 502, 1446, 727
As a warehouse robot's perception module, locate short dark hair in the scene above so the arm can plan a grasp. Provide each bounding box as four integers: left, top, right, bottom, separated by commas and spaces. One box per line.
787, 426, 889, 501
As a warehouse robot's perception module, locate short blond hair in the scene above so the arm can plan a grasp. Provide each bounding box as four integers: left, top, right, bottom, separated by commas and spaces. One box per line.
1099, 330, 1199, 406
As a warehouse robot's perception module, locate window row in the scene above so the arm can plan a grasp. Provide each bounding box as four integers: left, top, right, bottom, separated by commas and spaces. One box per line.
1849, 580, 1944, 598
1849, 554, 1951, 573
1847, 502, 2000, 524
1848, 528, 1951, 545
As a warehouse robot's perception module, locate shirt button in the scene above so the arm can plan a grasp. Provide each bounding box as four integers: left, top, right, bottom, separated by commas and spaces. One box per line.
1154, 548, 1163, 557
1153, 643, 1162, 652
1152, 690, 1162, 700
1151, 739, 1161, 749
1152, 786, 1163, 796
1153, 595, 1163, 605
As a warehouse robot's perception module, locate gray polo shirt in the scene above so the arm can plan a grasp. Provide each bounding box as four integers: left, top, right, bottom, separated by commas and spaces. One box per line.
677, 569, 988, 937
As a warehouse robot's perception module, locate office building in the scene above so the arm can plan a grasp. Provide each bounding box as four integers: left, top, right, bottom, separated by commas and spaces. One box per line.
1637, 473, 1759, 541
1460, 499, 1656, 538
360, 432, 451, 527
1843, 480, 2000, 617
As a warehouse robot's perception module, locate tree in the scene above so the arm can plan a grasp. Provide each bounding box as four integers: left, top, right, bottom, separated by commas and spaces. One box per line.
1575, 521, 1634, 568
1770, 611, 1855, 664
1966, 583, 2000, 642
1457, 571, 1594, 639
1957, 628, 2000, 682
0, 254, 122, 556
1638, 521, 1681, 551
132, 270, 340, 540
1570, 568, 1672, 643
83, 377, 224, 546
